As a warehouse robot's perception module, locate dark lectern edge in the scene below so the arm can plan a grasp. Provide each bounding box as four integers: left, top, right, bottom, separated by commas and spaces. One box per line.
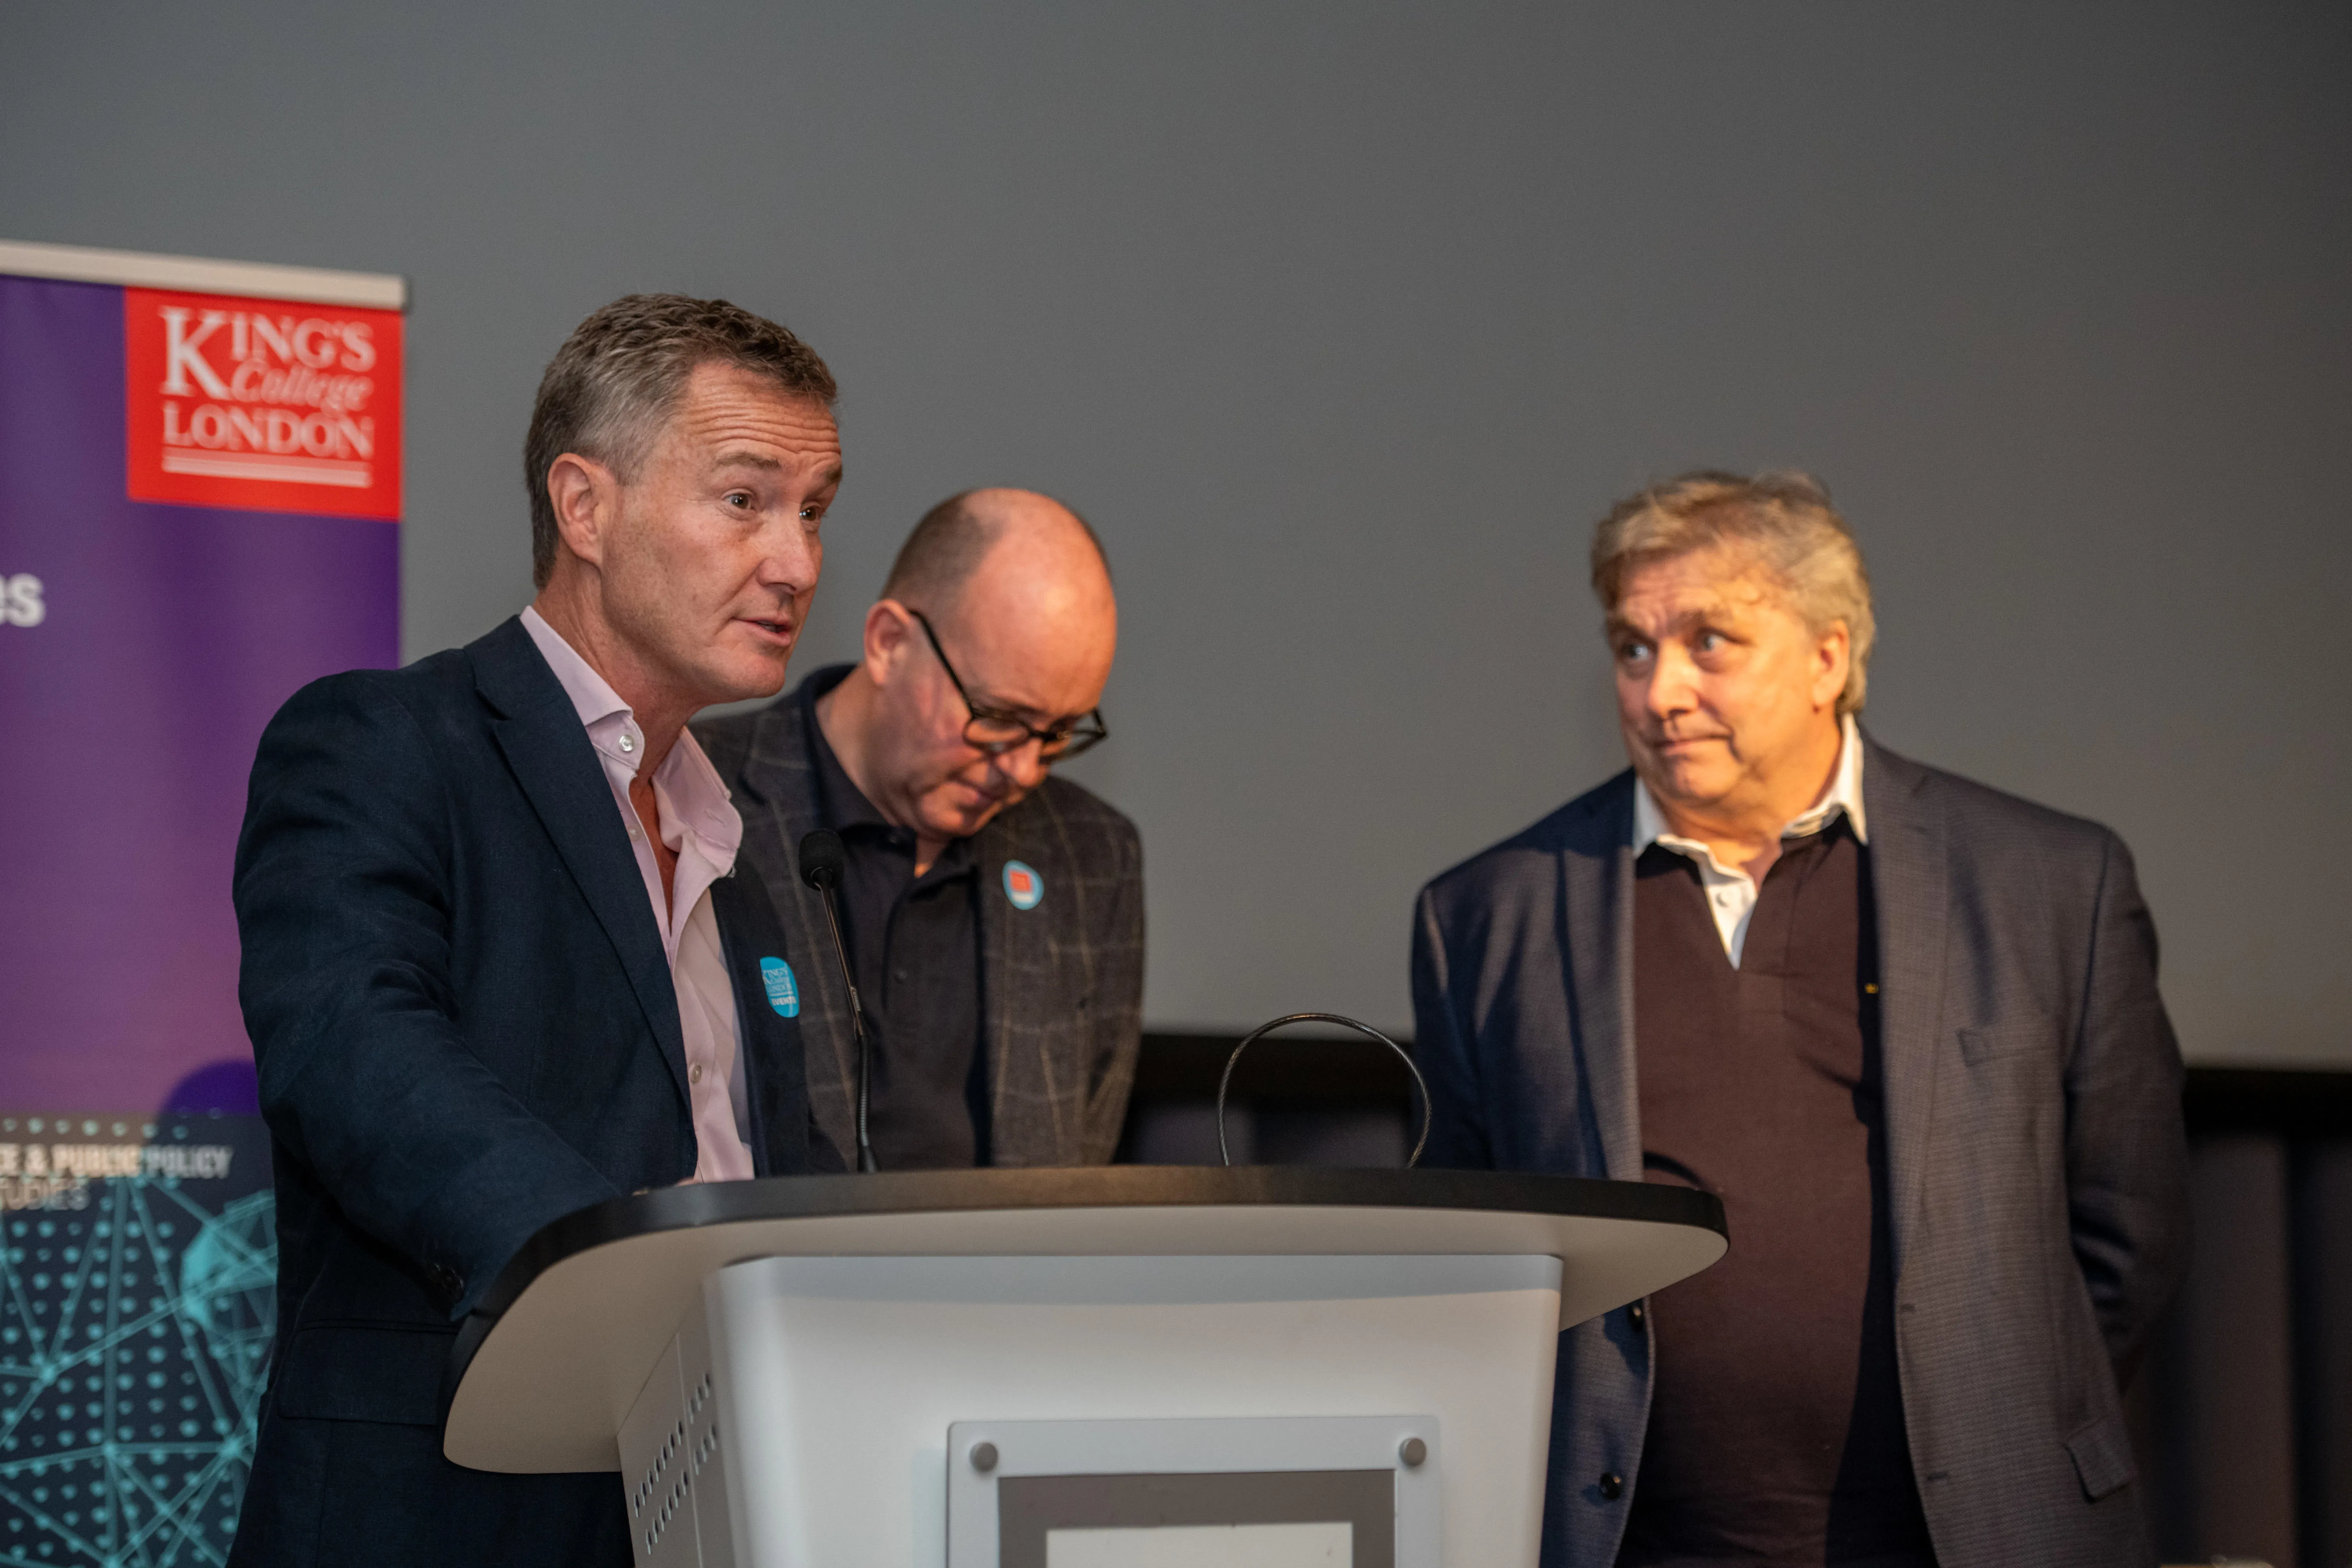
443, 1167, 1726, 1417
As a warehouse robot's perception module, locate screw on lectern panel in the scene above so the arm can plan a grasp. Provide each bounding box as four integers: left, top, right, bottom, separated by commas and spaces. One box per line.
970, 1442, 999, 1472
1399, 1438, 1427, 1467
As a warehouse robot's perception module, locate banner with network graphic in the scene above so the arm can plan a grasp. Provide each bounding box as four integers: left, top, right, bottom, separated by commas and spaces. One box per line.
0, 241, 403, 1564
0, 1114, 273, 1564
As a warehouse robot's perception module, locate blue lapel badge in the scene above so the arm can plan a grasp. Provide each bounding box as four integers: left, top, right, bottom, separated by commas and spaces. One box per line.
1002, 860, 1043, 911
759, 956, 800, 1017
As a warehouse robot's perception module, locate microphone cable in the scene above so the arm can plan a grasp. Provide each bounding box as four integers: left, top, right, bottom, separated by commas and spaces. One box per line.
796, 829, 878, 1173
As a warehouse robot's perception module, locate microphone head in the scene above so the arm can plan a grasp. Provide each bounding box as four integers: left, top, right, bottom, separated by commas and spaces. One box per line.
797, 829, 847, 892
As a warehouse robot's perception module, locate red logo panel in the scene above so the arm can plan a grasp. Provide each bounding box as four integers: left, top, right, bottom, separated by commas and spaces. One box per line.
125, 288, 403, 520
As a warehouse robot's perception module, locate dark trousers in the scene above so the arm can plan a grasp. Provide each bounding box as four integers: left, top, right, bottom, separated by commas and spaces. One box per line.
228, 1404, 629, 1568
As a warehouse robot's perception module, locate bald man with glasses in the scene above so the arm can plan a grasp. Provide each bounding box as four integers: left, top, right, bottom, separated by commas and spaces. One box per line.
696, 488, 1142, 1169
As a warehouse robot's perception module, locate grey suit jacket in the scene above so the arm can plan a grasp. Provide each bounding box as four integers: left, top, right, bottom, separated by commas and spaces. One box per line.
1411, 733, 2188, 1568
694, 667, 1146, 1166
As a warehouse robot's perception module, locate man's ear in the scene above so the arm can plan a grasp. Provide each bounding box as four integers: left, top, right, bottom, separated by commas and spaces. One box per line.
863, 599, 918, 686
545, 452, 619, 570
1813, 620, 1853, 711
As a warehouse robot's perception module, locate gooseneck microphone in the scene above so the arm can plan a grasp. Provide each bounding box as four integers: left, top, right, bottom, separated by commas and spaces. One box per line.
796, 829, 878, 1173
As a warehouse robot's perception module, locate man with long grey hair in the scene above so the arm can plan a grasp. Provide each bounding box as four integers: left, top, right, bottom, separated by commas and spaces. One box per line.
1412, 471, 2188, 1567
231, 295, 842, 1566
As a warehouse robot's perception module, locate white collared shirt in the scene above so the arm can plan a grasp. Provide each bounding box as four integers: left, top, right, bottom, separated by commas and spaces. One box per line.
521, 607, 756, 1182
1633, 714, 1869, 969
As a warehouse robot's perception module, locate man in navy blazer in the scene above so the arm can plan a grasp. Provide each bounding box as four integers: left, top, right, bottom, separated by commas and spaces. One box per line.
1413, 472, 2188, 1568
229, 296, 844, 1566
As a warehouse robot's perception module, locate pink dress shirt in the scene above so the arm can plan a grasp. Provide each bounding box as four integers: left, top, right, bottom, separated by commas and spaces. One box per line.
521, 607, 756, 1183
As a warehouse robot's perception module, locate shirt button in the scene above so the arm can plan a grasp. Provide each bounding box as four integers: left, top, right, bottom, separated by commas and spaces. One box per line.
1714, 890, 1734, 906
690, 1063, 703, 1084
618, 734, 636, 754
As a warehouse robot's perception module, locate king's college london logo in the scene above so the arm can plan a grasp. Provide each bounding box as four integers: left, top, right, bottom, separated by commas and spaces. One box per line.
123, 286, 403, 519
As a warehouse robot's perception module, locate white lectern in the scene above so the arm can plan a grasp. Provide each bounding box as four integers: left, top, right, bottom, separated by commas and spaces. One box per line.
443, 1167, 1724, 1568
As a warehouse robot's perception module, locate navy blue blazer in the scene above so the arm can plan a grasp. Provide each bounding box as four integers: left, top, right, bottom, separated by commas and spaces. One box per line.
1412, 735, 2187, 1568
228, 616, 827, 1568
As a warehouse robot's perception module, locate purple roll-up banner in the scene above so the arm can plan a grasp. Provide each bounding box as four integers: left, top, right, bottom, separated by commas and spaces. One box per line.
0, 240, 405, 1119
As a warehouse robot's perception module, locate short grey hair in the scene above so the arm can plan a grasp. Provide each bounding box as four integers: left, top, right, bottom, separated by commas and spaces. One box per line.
1591, 469, 1875, 714
523, 294, 836, 587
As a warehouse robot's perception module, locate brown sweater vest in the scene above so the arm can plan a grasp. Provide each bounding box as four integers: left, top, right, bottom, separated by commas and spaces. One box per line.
1618, 825, 1934, 1568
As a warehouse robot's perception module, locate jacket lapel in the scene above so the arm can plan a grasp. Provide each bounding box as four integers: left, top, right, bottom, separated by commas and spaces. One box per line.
718, 683, 859, 1141
1862, 733, 1947, 1274
1563, 775, 1642, 1181
975, 810, 1065, 1166
708, 858, 812, 1177
471, 618, 689, 1108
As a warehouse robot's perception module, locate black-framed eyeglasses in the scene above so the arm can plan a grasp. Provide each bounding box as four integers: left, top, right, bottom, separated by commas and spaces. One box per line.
908, 609, 1109, 761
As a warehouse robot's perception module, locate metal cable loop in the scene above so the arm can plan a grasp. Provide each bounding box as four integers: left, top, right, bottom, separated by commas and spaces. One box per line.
1214, 1012, 1432, 1169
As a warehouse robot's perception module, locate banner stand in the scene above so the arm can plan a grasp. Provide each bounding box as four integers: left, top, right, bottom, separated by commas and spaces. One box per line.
0, 236, 407, 1562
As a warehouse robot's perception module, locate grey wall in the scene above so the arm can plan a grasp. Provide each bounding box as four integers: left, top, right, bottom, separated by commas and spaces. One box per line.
7, 2, 2347, 1060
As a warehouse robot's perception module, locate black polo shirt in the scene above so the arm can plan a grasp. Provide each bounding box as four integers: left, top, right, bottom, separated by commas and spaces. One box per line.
803, 671, 989, 1168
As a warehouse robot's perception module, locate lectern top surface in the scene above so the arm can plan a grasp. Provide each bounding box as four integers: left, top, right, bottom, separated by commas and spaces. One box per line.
444, 1167, 1725, 1473
476, 1165, 1722, 1319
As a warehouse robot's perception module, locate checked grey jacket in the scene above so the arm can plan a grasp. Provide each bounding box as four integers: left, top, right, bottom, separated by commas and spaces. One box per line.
695, 667, 1145, 1167
1411, 733, 2189, 1568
